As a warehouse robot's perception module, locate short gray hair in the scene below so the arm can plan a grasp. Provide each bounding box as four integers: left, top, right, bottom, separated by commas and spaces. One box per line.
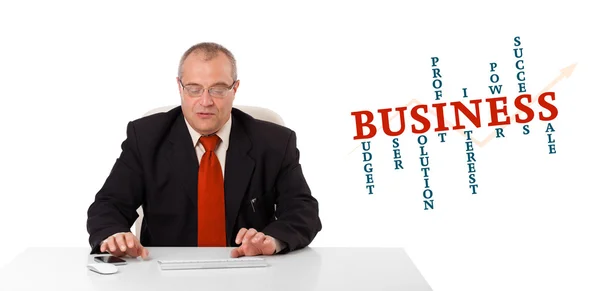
177, 42, 237, 81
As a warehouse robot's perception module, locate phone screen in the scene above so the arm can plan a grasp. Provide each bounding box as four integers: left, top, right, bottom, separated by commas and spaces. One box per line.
94, 256, 127, 265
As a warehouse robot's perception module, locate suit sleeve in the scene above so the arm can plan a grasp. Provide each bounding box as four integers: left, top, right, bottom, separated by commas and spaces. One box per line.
262, 131, 322, 253
86, 121, 145, 253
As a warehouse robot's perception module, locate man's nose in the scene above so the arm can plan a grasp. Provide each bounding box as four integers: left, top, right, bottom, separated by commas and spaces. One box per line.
198, 90, 214, 106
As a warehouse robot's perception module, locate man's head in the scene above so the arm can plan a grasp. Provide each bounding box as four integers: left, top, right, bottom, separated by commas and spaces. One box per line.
177, 42, 239, 135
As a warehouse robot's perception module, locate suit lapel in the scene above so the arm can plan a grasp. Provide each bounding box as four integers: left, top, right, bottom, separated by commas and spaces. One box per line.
167, 114, 199, 208
224, 112, 255, 243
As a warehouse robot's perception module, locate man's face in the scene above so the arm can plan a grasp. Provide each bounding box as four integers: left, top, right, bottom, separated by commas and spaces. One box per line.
178, 51, 238, 135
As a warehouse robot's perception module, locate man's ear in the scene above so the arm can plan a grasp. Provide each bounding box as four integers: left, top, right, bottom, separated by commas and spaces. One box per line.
231, 80, 240, 102
176, 77, 184, 100
233, 80, 240, 94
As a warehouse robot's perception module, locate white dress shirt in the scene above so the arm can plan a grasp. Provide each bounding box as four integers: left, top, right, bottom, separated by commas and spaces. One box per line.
184, 114, 232, 175
184, 114, 283, 253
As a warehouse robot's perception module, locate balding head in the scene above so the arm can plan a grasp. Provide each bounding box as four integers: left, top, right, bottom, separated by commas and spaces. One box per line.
178, 42, 237, 81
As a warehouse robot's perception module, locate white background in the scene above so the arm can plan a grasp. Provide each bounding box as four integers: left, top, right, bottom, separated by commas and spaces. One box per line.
1, 1, 599, 290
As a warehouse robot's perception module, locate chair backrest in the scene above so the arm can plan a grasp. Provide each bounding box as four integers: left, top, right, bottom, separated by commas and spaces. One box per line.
131, 105, 284, 236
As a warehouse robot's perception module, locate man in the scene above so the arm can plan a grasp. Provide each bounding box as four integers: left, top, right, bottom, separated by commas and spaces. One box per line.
86, 42, 321, 259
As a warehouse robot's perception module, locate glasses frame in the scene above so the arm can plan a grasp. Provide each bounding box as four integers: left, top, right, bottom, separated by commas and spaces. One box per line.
179, 79, 238, 98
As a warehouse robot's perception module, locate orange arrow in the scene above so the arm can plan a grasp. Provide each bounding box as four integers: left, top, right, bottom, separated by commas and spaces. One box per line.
477, 63, 577, 147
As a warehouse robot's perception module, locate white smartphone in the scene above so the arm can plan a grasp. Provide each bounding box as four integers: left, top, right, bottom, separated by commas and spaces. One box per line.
94, 255, 127, 265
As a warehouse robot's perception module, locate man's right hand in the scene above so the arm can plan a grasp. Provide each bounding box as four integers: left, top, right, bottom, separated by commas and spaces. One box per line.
100, 232, 149, 259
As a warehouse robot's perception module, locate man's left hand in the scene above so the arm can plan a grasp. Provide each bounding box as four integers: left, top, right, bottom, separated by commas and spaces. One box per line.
231, 228, 277, 258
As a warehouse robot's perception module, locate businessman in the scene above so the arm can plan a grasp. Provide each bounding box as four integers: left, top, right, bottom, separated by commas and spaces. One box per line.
86, 42, 321, 258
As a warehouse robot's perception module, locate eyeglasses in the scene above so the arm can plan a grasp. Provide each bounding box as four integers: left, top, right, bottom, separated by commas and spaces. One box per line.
179, 80, 237, 98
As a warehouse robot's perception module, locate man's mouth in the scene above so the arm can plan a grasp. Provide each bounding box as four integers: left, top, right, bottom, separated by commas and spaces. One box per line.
196, 112, 215, 119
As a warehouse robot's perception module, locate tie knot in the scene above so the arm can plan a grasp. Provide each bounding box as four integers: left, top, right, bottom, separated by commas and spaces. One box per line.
199, 135, 220, 152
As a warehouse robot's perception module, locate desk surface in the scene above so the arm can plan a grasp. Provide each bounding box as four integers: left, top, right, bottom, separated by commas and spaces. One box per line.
1, 247, 431, 291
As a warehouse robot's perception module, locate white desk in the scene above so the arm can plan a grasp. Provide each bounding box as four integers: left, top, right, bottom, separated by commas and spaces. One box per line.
1, 247, 432, 291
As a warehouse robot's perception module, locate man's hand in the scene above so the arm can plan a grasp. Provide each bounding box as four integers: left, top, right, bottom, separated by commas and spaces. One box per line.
100, 232, 149, 259
230, 228, 277, 258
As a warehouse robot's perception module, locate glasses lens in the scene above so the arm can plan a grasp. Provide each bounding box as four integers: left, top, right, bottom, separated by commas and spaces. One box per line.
186, 86, 203, 96
210, 87, 229, 97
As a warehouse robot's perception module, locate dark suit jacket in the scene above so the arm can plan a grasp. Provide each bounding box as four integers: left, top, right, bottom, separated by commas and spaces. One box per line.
86, 107, 321, 254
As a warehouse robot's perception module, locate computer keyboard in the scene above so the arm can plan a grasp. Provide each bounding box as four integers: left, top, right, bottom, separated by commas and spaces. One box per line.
157, 257, 269, 270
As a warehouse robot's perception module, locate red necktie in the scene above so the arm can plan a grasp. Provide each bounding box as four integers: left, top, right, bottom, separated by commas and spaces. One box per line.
197, 135, 226, 246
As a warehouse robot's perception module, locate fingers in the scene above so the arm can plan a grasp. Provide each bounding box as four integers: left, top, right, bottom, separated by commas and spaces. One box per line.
123, 233, 140, 257
230, 229, 277, 258
230, 246, 256, 258
264, 235, 272, 245
125, 233, 136, 249
100, 239, 107, 253
140, 247, 150, 259
100, 236, 123, 256
235, 228, 259, 244
235, 228, 248, 245
230, 248, 242, 258
232, 228, 258, 258
100, 236, 111, 253
114, 233, 128, 253
230, 243, 260, 258
263, 235, 277, 254
123, 232, 150, 259
251, 232, 266, 244
100, 232, 149, 259
125, 244, 140, 258
241, 228, 258, 244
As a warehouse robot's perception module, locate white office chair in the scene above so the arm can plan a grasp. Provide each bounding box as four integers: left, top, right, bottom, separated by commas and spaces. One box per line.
131, 105, 285, 236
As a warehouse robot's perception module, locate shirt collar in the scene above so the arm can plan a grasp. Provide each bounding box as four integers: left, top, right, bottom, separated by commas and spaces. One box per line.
184, 113, 232, 150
